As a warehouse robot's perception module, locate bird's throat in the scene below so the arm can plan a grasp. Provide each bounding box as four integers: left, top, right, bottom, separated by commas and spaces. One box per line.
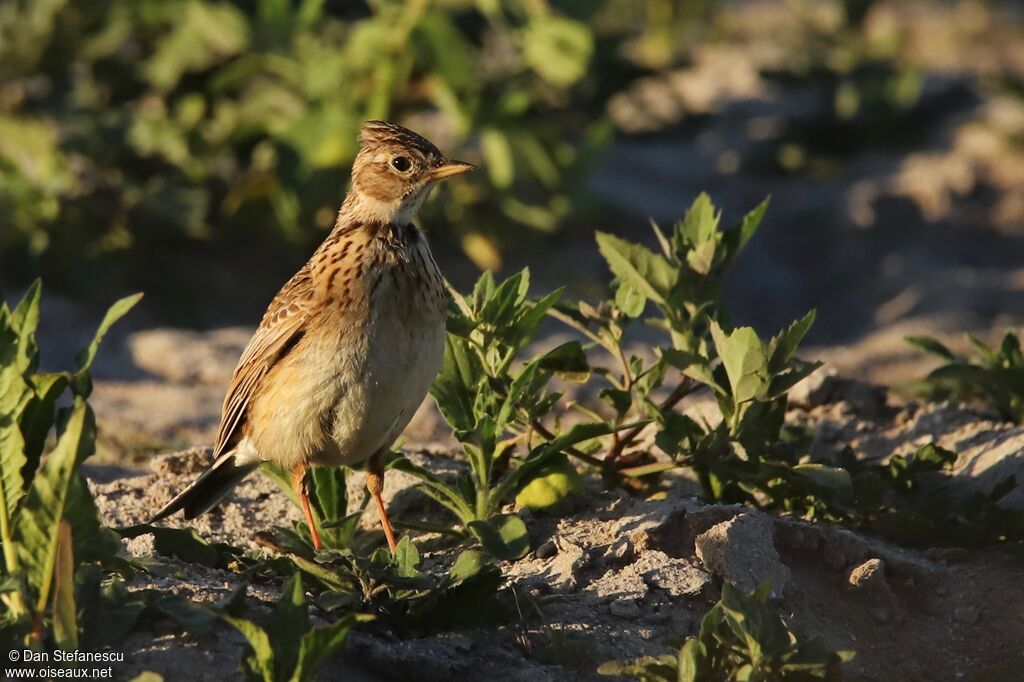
341, 187, 431, 227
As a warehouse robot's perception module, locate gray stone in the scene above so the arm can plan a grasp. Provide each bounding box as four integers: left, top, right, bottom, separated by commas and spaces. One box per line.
544, 540, 589, 592
603, 536, 635, 566
609, 599, 643, 620
635, 551, 712, 599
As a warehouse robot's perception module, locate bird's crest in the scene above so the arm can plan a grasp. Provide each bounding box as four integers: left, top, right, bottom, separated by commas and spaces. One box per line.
358, 120, 442, 160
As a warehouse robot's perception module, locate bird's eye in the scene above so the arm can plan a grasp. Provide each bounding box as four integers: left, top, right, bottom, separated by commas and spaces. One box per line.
390, 156, 412, 173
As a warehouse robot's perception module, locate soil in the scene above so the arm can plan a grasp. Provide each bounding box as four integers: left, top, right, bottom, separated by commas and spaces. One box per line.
5, 2, 1024, 680
86, 374, 1024, 682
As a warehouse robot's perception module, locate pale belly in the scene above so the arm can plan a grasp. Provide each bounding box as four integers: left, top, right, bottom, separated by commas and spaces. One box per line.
320, 299, 445, 466
244, 235, 447, 471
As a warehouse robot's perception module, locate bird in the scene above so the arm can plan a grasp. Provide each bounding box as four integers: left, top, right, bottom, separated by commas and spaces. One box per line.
152, 120, 475, 552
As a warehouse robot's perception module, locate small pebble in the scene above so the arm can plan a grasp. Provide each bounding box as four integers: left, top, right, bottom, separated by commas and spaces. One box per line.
535, 540, 557, 560
610, 599, 642, 620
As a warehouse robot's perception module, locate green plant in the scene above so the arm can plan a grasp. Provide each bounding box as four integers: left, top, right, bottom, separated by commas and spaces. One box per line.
906, 331, 1024, 422
599, 582, 851, 681
248, 537, 517, 636
0, 281, 140, 646
762, 0, 924, 171
399, 268, 614, 559
260, 464, 369, 553
545, 194, 774, 474
0, 0, 705, 293
223, 573, 366, 682
545, 195, 822, 506
832, 442, 1024, 545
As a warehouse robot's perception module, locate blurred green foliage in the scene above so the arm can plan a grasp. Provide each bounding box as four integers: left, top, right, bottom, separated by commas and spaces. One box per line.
0, 0, 699, 290
766, 0, 924, 172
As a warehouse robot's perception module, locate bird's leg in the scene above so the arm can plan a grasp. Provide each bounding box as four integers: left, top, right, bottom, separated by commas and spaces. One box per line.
291, 463, 323, 551
366, 450, 398, 553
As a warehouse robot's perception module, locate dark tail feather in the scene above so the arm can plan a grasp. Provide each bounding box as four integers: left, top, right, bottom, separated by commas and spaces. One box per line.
151, 452, 259, 522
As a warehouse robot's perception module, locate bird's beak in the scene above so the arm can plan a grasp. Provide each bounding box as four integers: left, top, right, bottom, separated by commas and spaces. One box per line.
427, 160, 476, 181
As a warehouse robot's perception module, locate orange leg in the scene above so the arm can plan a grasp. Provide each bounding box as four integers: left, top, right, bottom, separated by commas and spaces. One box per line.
291, 463, 323, 550
367, 452, 398, 553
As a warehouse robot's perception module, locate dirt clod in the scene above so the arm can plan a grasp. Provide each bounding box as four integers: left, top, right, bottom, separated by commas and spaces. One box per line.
694, 511, 791, 598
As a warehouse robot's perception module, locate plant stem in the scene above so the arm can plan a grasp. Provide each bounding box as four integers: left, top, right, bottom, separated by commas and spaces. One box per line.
604, 377, 695, 467
529, 419, 604, 467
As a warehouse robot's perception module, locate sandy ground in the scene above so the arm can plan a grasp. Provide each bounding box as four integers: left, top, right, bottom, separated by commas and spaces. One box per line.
4, 2, 1024, 679
79, 375, 1024, 682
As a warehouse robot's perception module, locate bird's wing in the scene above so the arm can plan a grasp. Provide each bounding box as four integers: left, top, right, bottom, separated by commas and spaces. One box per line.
213, 265, 318, 458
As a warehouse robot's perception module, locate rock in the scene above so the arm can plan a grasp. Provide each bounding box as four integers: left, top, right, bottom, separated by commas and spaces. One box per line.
544, 540, 589, 592
634, 551, 712, 599
694, 511, 790, 598
535, 540, 557, 560
609, 599, 642, 620
848, 558, 888, 595
847, 558, 904, 623
603, 536, 635, 567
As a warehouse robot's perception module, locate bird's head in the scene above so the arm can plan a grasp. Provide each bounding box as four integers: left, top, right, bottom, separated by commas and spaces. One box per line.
349, 120, 475, 226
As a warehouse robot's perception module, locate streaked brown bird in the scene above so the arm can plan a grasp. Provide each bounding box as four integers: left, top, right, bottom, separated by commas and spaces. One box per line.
152, 121, 474, 552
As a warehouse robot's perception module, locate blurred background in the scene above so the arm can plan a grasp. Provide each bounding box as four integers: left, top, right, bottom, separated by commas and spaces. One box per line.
2, 0, 1024, 456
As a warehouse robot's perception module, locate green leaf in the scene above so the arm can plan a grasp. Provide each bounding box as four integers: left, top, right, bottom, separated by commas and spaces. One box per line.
508, 288, 563, 350
292, 614, 363, 682
792, 463, 853, 492
52, 520, 78, 651
15, 398, 95, 614
522, 15, 593, 87
450, 549, 490, 582
596, 655, 678, 679
676, 193, 721, 246
430, 333, 481, 433
389, 456, 474, 523
767, 311, 817, 373
662, 348, 725, 395
614, 280, 646, 318
144, 1, 250, 91
514, 454, 582, 512
541, 420, 619, 455
710, 322, 769, 404
535, 340, 590, 382
223, 614, 277, 682
468, 513, 530, 560
151, 595, 221, 636
734, 196, 770, 253
267, 573, 308, 680
393, 537, 421, 578
0, 356, 31, 523
481, 128, 514, 189
905, 335, 959, 361
10, 279, 42, 374
20, 372, 69, 467
73, 293, 143, 397
596, 232, 678, 308
479, 269, 529, 329
677, 639, 705, 682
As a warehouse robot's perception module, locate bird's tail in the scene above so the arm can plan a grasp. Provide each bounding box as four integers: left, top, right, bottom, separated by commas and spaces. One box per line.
151, 451, 259, 522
